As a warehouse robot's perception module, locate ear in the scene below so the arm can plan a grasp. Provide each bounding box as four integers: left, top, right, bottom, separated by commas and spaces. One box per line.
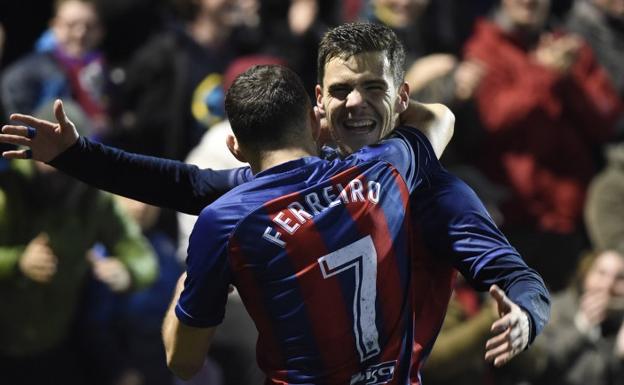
310, 107, 321, 142
226, 134, 246, 163
396, 82, 410, 114
315, 84, 325, 114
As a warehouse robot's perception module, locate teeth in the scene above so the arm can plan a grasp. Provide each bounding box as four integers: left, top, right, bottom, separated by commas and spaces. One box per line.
344, 120, 375, 128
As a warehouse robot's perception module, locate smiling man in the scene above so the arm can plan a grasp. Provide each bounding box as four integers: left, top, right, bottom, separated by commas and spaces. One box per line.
1, 22, 549, 384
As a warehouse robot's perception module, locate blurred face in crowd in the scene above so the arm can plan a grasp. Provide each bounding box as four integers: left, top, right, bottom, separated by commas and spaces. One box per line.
501, 0, 550, 31
594, 0, 624, 19
52, 0, 103, 57
374, 0, 430, 27
316, 51, 409, 154
199, 0, 229, 13
584, 250, 624, 300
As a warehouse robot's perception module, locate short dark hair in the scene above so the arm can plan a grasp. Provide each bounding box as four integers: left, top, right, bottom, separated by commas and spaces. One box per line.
225, 65, 311, 151
317, 22, 406, 87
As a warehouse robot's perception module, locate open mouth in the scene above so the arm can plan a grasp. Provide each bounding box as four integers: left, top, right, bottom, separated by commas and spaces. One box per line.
343, 119, 377, 134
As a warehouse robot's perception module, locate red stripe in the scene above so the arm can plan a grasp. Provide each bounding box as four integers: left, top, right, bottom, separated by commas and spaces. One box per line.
343, 169, 411, 369
263, 189, 360, 384
409, 221, 456, 383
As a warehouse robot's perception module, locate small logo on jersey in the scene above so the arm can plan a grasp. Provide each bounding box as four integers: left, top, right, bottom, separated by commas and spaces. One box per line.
350, 360, 396, 385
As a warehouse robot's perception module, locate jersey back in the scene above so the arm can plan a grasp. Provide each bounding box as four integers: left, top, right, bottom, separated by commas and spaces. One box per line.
177, 129, 439, 384
230, 157, 415, 385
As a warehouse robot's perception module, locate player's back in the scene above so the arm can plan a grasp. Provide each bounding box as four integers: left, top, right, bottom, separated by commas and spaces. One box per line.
221, 155, 415, 384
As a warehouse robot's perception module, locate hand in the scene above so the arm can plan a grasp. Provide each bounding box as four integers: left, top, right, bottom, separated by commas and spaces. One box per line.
87, 250, 132, 292
399, 100, 455, 159
19, 233, 58, 283
533, 34, 582, 74
1, 99, 79, 162
485, 285, 530, 367
454, 60, 486, 101
577, 289, 611, 331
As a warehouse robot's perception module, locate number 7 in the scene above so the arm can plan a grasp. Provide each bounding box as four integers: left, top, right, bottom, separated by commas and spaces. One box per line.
318, 235, 380, 362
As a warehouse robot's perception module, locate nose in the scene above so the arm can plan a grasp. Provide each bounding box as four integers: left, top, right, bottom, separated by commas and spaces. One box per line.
345, 88, 364, 109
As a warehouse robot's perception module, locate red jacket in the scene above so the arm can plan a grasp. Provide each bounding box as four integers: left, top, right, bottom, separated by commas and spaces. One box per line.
464, 19, 622, 234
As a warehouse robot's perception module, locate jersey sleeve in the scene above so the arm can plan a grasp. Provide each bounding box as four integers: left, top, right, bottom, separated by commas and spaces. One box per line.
348, 126, 441, 194
49, 137, 253, 215
175, 205, 233, 327
414, 170, 551, 344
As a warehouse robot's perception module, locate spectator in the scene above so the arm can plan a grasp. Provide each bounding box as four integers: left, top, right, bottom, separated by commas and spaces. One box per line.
565, 0, 624, 98
0, 101, 157, 385
422, 277, 548, 385
464, 0, 623, 290
1, 0, 108, 137
532, 249, 624, 385
104, 0, 260, 160
76, 195, 181, 385
585, 142, 624, 254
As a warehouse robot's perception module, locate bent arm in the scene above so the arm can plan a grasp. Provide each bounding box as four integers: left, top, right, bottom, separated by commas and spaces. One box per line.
163, 273, 216, 380
415, 171, 551, 343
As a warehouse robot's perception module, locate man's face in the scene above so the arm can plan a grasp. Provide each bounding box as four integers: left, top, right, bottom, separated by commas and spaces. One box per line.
52, 0, 103, 58
316, 51, 408, 154
502, 0, 550, 31
584, 251, 624, 298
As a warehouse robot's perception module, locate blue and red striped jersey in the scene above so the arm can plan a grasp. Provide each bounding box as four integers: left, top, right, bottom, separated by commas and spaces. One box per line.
177, 127, 437, 384
176, 127, 550, 385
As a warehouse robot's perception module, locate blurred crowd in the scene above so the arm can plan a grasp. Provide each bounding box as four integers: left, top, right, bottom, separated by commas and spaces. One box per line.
0, 0, 623, 384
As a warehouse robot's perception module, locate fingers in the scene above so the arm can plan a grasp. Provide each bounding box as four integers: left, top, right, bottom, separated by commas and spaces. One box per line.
29, 257, 58, 282
90, 258, 131, 292
2, 149, 31, 159
54, 99, 71, 127
485, 322, 524, 367
0, 127, 35, 157
8, 113, 57, 131
489, 284, 511, 315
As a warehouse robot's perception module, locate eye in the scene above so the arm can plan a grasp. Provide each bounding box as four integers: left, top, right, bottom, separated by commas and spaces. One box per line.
365, 84, 386, 92
328, 86, 351, 100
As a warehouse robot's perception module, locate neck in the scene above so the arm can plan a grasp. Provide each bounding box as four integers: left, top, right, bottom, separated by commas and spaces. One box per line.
250, 147, 318, 174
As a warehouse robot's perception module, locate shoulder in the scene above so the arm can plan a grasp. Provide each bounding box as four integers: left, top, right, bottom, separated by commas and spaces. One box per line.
416, 171, 488, 216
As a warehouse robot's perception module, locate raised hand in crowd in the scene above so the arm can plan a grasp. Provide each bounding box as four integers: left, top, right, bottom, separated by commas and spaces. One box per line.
18, 233, 58, 283
533, 33, 582, 74
86, 249, 132, 293
454, 59, 486, 101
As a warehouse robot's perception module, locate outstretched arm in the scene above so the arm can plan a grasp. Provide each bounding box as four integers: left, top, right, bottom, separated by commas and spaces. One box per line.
399, 100, 455, 159
1, 100, 252, 215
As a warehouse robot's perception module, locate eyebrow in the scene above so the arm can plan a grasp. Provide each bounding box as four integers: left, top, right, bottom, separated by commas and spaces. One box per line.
362, 80, 388, 88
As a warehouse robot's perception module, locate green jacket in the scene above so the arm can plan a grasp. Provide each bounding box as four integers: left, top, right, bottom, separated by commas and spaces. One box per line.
0, 161, 157, 356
